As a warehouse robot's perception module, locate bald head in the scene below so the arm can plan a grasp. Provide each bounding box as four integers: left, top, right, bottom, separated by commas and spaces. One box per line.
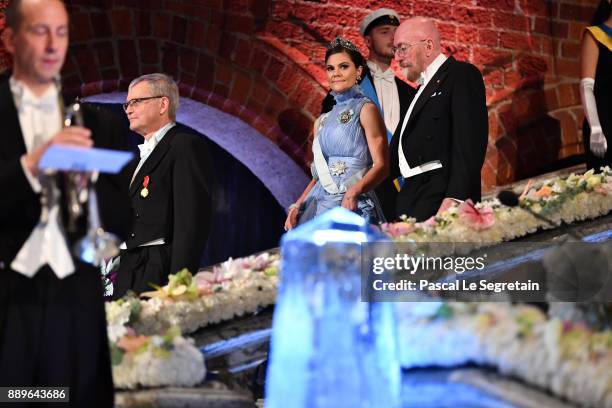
393, 17, 442, 81
2, 0, 69, 94
5, 0, 66, 30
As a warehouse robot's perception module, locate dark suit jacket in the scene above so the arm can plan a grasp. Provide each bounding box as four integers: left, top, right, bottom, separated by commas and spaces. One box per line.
390, 56, 488, 220
0, 79, 131, 270
123, 125, 212, 274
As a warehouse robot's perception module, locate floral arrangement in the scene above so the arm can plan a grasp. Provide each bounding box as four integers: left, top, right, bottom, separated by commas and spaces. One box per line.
381, 168, 612, 244
105, 252, 279, 389
107, 252, 280, 336
396, 302, 612, 408
109, 325, 206, 390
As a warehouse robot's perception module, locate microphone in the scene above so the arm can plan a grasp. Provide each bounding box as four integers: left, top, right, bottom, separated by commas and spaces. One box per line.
497, 190, 582, 240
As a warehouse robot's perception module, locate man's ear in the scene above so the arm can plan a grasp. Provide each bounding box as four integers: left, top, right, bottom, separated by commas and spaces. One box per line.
1, 28, 16, 55
364, 35, 372, 49
159, 96, 170, 115
425, 38, 434, 57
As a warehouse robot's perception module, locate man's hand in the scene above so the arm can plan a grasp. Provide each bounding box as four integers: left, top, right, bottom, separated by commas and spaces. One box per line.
590, 127, 607, 158
23, 126, 92, 175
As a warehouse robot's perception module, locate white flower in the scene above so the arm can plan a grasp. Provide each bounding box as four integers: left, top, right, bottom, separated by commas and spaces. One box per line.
113, 332, 206, 389
106, 301, 132, 343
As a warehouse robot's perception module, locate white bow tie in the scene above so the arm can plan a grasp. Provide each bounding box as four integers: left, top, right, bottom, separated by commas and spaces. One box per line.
416, 74, 426, 86
20, 97, 55, 114
138, 143, 154, 159
371, 70, 396, 83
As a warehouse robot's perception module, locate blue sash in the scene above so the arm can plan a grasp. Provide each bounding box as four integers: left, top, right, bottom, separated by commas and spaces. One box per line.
360, 75, 404, 191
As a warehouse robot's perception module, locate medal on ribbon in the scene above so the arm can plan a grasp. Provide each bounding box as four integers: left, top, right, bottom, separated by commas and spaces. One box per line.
141, 175, 150, 198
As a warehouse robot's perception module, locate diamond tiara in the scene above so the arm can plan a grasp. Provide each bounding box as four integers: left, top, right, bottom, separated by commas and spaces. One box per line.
326, 36, 360, 53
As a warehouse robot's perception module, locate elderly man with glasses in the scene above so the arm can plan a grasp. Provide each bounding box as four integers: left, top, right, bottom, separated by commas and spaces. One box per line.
112, 73, 212, 299
389, 17, 488, 221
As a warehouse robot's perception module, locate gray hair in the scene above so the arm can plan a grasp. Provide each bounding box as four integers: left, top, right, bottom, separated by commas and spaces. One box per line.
129, 73, 179, 121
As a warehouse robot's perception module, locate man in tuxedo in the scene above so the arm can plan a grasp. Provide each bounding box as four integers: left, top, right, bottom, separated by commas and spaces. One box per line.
322, 9, 415, 221
390, 17, 488, 221
112, 73, 212, 299
0, 0, 130, 405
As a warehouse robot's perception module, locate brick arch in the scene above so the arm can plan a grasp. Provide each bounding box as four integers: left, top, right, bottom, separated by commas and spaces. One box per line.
84, 91, 309, 209
56, 0, 331, 171
0, 0, 601, 190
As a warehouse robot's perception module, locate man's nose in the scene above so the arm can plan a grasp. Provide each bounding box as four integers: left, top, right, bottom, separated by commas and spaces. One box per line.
45, 32, 58, 51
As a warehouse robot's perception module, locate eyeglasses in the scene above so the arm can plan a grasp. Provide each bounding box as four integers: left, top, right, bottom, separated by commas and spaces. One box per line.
123, 96, 164, 112
392, 40, 427, 57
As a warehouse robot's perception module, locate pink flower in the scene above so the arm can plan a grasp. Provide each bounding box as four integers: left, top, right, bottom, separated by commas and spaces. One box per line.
423, 216, 438, 227
596, 181, 612, 195
458, 199, 495, 230
380, 222, 415, 238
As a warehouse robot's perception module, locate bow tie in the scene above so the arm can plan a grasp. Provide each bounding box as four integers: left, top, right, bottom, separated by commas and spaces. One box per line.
19, 98, 55, 114
416, 74, 426, 87
371, 70, 396, 83
138, 143, 154, 159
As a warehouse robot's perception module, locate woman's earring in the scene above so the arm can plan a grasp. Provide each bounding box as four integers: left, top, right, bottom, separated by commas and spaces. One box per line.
356, 75, 362, 83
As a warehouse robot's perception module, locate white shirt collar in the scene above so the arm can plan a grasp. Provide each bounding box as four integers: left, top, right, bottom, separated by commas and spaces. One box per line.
9, 76, 59, 111
417, 53, 448, 86
151, 121, 175, 144
367, 60, 393, 75
138, 122, 176, 159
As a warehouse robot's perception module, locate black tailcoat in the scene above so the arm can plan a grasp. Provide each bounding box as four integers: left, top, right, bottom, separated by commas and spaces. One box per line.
390, 57, 488, 221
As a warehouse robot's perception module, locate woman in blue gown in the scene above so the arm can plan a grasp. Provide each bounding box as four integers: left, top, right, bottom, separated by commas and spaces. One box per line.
284, 37, 389, 230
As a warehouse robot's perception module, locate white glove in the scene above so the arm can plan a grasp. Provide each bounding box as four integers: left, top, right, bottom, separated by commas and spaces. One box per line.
590, 126, 608, 158
580, 78, 607, 157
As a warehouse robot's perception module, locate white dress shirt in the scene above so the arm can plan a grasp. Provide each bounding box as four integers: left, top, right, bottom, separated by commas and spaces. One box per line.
9, 77, 76, 279
397, 53, 448, 179
130, 122, 176, 186
367, 60, 401, 135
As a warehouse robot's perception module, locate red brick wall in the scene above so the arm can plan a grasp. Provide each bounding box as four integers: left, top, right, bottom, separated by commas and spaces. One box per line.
0, 0, 601, 188
266, 0, 599, 186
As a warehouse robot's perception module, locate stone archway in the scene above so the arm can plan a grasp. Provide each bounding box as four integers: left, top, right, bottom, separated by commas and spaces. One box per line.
85, 92, 309, 209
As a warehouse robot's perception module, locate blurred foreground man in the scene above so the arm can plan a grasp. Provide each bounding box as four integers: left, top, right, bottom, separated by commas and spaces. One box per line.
0, 0, 131, 405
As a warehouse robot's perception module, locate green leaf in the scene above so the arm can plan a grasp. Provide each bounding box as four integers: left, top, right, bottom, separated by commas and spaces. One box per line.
110, 344, 124, 366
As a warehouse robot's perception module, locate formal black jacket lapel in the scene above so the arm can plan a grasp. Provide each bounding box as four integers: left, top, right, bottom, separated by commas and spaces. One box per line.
406, 56, 455, 130
0, 80, 27, 160
129, 126, 177, 196
395, 77, 413, 119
